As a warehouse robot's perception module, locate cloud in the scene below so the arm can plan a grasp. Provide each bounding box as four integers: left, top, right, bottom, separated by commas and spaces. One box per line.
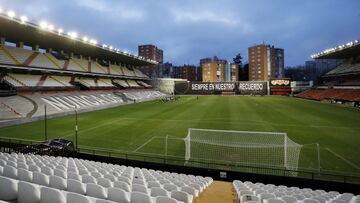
75, 0, 144, 20
172, 10, 238, 26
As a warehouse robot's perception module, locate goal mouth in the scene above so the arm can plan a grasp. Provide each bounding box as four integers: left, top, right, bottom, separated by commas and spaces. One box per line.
183, 128, 303, 174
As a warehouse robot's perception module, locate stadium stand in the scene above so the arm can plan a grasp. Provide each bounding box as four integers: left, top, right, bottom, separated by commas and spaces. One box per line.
0, 90, 166, 121
122, 66, 136, 77
296, 88, 360, 102
91, 61, 109, 74
0, 152, 212, 203
233, 180, 358, 203
109, 64, 124, 76
113, 79, 130, 88
127, 80, 141, 88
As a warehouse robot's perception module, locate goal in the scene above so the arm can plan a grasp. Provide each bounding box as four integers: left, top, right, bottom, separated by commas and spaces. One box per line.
184, 128, 302, 171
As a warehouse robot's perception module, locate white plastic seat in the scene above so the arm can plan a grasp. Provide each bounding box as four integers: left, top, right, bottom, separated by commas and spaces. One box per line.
82, 175, 97, 184
108, 187, 130, 203
104, 174, 117, 182
171, 190, 193, 203
54, 169, 67, 179
151, 187, 168, 197
156, 196, 178, 203
130, 191, 153, 203
293, 194, 306, 201
67, 179, 86, 195
29, 165, 41, 172
312, 197, 326, 203
240, 190, 254, 196
0, 176, 18, 201
264, 198, 286, 203
41, 167, 54, 176
3, 165, 17, 179
18, 181, 41, 203
181, 186, 198, 197
66, 192, 92, 203
18, 168, 33, 182
114, 180, 131, 192
33, 172, 50, 186
133, 178, 146, 185
148, 181, 161, 188
86, 183, 107, 199
97, 177, 113, 188
40, 186, 66, 203
302, 199, 320, 203
49, 175, 67, 190
95, 199, 117, 203
132, 184, 149, 194
91, 172, 103, 178
163, 184, 178, 192
258, 193, 276, 202
68, 173, 82, 181
241, 195, 260, 203
281, 196, 297, 203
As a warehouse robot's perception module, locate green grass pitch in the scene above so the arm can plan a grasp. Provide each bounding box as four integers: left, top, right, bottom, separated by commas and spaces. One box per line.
0, 96, 359, 176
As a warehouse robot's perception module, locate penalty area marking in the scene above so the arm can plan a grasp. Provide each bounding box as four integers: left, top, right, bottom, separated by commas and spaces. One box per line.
133, 136, 160, 152
325, 148, 360, 170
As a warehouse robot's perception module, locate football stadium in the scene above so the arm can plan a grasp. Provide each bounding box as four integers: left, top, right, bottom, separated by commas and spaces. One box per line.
0, 2, 359, 203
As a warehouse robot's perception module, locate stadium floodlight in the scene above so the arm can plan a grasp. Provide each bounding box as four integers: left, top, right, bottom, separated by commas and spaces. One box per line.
7, 10, 15, 18
0, 7, 3, 14
58, 28, 63, 35
82, 36, 89, 42
40, 21, 48, 29
102, 44, 108, 48
89, 39, 97, 45
68, 32, 78, 39
47, 24, 55, 31
109, 46, 113, 50
20, 16, 28, 24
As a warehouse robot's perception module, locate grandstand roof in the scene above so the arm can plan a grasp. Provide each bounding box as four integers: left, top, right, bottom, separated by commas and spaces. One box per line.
312, 40, 360, 59
0, 15, 156, 67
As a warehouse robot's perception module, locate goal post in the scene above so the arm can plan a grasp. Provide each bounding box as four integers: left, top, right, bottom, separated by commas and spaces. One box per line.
183, 128, 303, 171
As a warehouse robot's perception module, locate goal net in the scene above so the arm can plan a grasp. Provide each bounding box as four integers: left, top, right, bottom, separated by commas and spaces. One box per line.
184, 128, 302, 172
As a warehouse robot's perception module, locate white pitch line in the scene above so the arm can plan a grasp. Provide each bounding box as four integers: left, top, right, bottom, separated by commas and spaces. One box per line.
133, 136, 157, 152
326, 148, 360, 170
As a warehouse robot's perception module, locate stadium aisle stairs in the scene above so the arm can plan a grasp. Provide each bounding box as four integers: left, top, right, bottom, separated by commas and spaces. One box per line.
196, 181, 236, 203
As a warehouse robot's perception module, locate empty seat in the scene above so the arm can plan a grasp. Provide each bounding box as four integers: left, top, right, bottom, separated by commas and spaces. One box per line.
132, 184, 149, 194
108, 187, 130, 203
171, 190, 193, 203
151, 187, 168, 197
281, 196, 297, 203
67, 179, 86, 195
3, 165, 17, 179
33, 172, 50, 186
258, 193, 276, 202
130, 191, 153, 203
302, 199, 321, 203
82, 175, 97, 184
156, 196, 178, 203
41, 167, 54, 176
49, 175, 67, 190
241, 195, 260, 203
18, 168, 33, 182
97, 177, 113, 188
54, 169, 67, 179
68, 173, 82, 181
18, 181, 41, 203
181, 186, 198, 197
86, 183, 107, 199
40, 187, 66, 203
264, 198, 286, 203
163, 184, 178, 192
114, 180, 131, 192
0, 176, 18, 201
148, 181, 161, 188
66, 192, 92, 203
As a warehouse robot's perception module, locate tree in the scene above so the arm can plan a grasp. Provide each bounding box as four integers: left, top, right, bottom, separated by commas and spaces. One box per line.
233, 53, 243, 66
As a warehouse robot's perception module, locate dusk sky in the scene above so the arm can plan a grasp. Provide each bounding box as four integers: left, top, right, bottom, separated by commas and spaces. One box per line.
1, 0, 359, 66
